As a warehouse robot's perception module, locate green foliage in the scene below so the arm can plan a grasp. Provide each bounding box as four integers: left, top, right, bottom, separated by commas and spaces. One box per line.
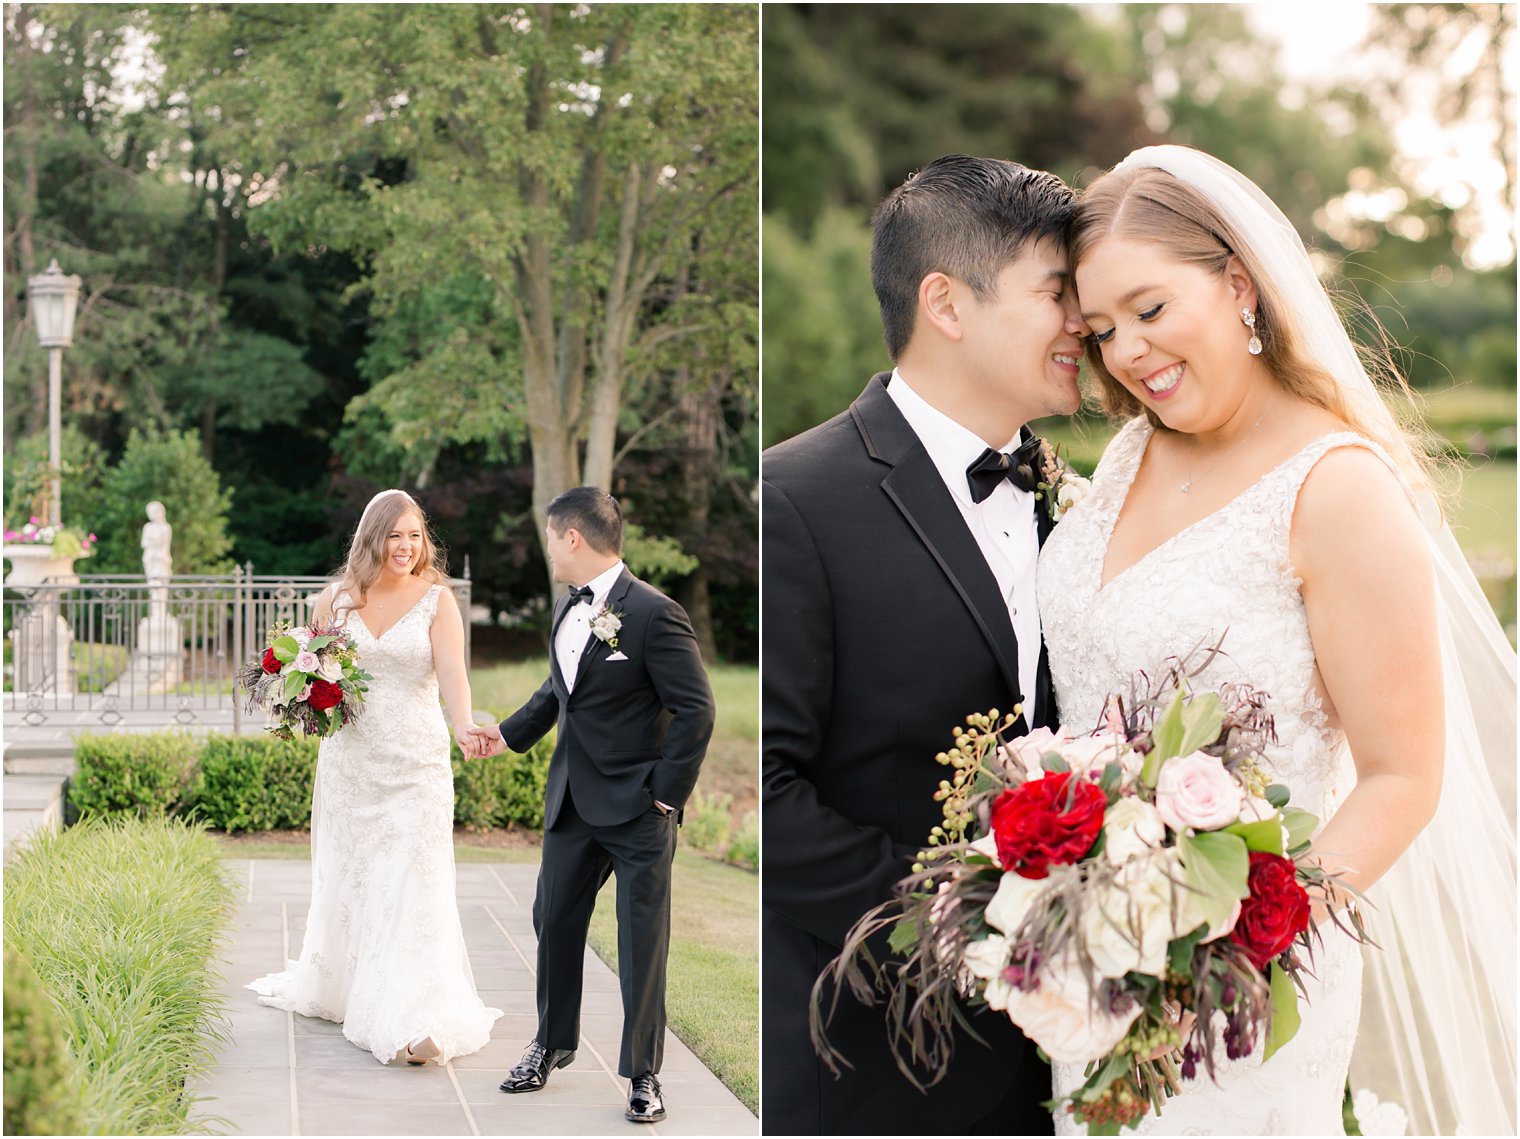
1, 425, 108, 531
69, 731, 200, 818
188, 734, 320, 832
88, 427, 235, 575
622, 523, 700, 588
726, 808, 758, 871
71, 729, 555, 833
679, 785, 733, 857
164, 328, 323, 437
4, 816, 236, 1134
450, 735, 554, 832
761, 208, 886, 445
3, 942, 85, 1137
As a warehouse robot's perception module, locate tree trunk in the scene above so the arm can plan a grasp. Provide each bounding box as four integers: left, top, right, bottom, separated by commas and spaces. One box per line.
679, 369, 723, 662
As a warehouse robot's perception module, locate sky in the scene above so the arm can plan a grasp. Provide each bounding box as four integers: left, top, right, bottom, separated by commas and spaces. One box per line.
1245, 2, 1515, 268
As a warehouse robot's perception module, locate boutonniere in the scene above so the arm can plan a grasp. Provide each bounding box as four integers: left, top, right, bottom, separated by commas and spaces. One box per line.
1035, 441, 1092, 523
590, 603, 624, 651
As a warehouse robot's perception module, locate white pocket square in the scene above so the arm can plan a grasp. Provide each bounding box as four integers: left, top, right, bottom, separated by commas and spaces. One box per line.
607, 651, 629, 661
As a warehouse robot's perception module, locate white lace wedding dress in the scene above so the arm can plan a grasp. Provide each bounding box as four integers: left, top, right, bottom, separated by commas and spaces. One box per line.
1037, 418, 1375, 1136
247, 584, 502, 1064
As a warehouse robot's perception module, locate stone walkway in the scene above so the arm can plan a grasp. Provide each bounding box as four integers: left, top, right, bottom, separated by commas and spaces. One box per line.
190, 860, 757, 1136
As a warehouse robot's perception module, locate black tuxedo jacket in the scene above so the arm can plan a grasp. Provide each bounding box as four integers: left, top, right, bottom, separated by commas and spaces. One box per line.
500, 566, 714, 829
762, 373, 1058, 1135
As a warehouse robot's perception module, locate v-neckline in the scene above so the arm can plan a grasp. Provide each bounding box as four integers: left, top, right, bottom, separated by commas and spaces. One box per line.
352, 584, 434, 642
1097, 424, 1338, 594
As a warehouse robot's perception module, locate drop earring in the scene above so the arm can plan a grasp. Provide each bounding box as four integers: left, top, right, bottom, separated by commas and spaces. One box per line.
1241, 308, 1263, 356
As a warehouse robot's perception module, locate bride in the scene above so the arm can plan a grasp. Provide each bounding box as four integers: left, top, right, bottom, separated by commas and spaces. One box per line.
248, 488, 502, 1065
1039, 146, 1516, 1135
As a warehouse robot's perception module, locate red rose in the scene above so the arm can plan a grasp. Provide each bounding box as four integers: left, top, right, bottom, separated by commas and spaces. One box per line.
307, 679, 344, 711
990, 772, 1106, 880
261, 647, 282, 674
1229, 851, 1311, 970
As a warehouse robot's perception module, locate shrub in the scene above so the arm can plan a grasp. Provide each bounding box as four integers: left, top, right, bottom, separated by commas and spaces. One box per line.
680, 786, 733, 857
3, 942, 85, 1136
70, 728, 555, 835
452, 734, 554, 831
189, 734, 320, 832
726, 809, 758, 871
5, 816, 235, 1134
88, 427, 235, 576
69, 731, 199, 818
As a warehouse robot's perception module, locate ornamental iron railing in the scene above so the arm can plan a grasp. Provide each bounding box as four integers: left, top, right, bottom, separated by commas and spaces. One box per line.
3, 565, 470, 731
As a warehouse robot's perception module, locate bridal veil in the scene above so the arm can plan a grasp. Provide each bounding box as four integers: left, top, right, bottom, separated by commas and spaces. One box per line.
1109, 145, 1517, 1136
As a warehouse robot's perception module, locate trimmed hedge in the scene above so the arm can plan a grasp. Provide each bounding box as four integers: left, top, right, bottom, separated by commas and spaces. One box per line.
69, 730, 554, 834
190, 734, 320, 832
69, 731, 199, 818
4, 816, 234, 1134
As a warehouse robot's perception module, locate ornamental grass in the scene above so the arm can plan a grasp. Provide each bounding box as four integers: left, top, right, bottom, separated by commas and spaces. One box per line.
4, 816, 236, 1134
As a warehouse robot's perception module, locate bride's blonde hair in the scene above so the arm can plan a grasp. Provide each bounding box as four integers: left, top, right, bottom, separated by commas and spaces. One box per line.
331, 490, 446, 626
1070, 165, 1441, 501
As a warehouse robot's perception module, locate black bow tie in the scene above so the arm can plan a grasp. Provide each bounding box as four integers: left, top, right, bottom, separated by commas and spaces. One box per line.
966, 434, 1043, 503
568, 584, 595, 606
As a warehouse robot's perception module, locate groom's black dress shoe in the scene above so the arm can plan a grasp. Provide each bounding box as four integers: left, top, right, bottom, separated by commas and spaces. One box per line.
625, 1073, 666, 1123
498, 1040, 576, 1093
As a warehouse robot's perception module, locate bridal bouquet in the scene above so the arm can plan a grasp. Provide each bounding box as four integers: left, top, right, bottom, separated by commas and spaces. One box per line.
813, 652, 1368, 1135
235, 620, 372, 739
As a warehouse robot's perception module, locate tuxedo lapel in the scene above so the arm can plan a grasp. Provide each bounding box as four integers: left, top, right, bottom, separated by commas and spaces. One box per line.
548, 594, 573, 695
854, 375, 1023, 701
569, 567, 636, 695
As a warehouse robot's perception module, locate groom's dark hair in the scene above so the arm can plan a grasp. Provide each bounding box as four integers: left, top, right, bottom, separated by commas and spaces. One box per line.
871, 155, 1075, 359
546, 486, 623, 555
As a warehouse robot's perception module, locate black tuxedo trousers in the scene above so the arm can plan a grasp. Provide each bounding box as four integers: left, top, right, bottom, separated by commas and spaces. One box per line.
762, 375, 1057, 1135
499, 568, 714, 1078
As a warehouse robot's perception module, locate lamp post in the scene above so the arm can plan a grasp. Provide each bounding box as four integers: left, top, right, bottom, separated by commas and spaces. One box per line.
26, 260, 82, 528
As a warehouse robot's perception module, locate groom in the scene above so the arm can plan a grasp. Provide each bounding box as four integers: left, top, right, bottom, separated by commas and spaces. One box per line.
467, 486, 714, 1125
762, 155, 1087, 1134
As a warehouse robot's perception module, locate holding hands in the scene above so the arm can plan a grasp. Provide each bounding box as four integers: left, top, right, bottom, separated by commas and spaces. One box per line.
459, 722, 507, 760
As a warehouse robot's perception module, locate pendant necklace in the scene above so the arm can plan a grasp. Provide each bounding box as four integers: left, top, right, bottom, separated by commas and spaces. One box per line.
1180, 411, 1267, 494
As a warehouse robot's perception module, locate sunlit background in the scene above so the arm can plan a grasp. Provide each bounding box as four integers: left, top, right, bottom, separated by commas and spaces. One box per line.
761, 2, 1515, 637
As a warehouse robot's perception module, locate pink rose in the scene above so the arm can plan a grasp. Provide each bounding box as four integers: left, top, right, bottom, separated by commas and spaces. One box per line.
1154, 751, 1243, 831
292, 650, 320, 674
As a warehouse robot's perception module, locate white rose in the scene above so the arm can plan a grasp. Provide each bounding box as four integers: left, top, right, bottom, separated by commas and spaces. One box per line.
985, 871, 1048, 938
1154, 751, 1244, 831
967, 832, 1002, 867
317, 655, 345, 682
1059, 732, 1133, 778
1237, 795, 1275, 822
961, 933, 1012, 982
984, 972, 1016, 1012
1102, 797, 1167, 867
291, 625, 313, 648
1002, 951, 1141, 1064
998, 726, 1068, 780
1052, 473, 1093, 521
1003, 728, 1134, 783
1082, 851, 1182, 978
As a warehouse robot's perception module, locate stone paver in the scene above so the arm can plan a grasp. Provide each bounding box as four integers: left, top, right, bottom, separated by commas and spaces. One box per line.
190, 861, 756, 1136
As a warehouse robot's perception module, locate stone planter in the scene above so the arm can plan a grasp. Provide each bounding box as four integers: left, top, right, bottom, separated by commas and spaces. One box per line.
2, 543, 79, 696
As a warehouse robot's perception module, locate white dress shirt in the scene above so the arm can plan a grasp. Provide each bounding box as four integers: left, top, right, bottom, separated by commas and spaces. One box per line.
555, 560, 626, 695
887, 369, 1042, 723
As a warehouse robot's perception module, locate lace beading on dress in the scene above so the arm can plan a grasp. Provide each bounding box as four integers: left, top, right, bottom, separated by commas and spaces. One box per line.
1036, 418, 1383, 1135
247, 583, 502, 1064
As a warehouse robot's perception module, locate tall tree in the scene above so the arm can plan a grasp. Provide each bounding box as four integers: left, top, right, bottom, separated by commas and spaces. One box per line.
153, 3, 758, 571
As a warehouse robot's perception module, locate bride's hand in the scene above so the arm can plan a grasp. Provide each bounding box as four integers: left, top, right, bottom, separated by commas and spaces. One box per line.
1145, 1009, 1195, 1063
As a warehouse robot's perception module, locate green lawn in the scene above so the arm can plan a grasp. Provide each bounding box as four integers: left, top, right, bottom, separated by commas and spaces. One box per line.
211, 835, 758, 1113
587, 851, 758, 1113
469, 659, 758, 819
